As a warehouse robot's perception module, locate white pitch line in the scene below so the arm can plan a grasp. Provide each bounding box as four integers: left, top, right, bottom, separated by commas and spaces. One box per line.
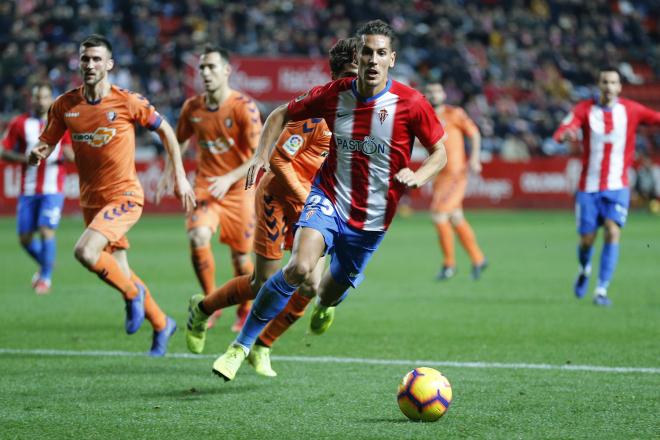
0, 348, 658, 374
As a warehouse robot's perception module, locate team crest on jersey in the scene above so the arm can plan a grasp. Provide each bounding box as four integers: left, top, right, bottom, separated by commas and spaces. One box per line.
225, 118, 233, 128
106, 111, 117, 122
190, 117, 203, 123
378, 109, 389, 125
305, 208, 316, 220
282, 134, 304, 156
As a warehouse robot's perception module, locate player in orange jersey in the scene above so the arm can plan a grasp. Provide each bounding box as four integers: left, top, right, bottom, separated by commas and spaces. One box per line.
158, 45, 262, 332
30, 34, 195, 356
184, 38, 359, 376
425, 82, 487, 280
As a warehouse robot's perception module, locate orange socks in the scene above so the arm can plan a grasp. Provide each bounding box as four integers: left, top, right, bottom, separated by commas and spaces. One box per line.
454, 220, 485, 265
130, 271, 167, 331
191, 245, 215, 296
259, 291, 311, 347
435, 221, 455, 267
202, 275, 254, 314
90, 252, 139, 300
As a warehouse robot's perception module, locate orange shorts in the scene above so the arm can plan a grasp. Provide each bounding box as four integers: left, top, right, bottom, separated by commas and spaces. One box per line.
83, 197, 143, 251
186, 189, 255, 254
430, 171, 467, 213
253, 183, 300, 260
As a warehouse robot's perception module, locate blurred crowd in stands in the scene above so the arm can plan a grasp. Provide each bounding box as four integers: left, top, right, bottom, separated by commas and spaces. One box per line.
1, 0, 659, 159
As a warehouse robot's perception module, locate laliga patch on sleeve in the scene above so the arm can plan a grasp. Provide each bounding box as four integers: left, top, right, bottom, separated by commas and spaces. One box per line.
282, 134, 304, 156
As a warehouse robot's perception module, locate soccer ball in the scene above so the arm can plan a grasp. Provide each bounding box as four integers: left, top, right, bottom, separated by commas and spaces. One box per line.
397, 367, 452, 422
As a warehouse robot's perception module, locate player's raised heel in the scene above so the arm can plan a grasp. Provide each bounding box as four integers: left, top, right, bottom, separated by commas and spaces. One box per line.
471, 259, 488, 280
593, 288, 612, 307
125, 283, 146, 334
34, 279, 52, 295
186, 293, 209, 354
247, 345, 277, 377
212, 344, 247, 381
573, 273, 590, 299
309, 302, 335, 335
149, 317, 177, 357
436, 266, 456, 281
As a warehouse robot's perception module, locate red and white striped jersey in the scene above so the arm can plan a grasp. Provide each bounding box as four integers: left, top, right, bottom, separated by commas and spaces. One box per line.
2, 113, 71, 195
553, 98, 660, 192
288, 78, 444, 231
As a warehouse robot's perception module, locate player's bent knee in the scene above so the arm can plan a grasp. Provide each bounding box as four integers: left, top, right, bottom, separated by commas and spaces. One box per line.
283, 260, 315, 285
449, 209, 464, 226
432, 212, 450, 224
188, 227, 212, 247
73, 244, 99, 267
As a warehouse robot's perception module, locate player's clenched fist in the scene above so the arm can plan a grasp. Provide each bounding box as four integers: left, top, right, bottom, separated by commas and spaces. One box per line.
394, 168, 420, 189
28, 143, 53, 166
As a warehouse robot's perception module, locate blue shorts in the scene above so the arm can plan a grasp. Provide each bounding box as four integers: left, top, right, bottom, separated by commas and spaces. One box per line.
16, 194, 65, 235
575, 189, 630, 235
296, 186, 385, 288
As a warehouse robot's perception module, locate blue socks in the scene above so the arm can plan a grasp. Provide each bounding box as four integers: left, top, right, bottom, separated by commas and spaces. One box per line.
22, 238, 43, 265
598, 242, 619, 290
236, 270, 298, 349
40, 237, 57, 281
577, 244, 593, 274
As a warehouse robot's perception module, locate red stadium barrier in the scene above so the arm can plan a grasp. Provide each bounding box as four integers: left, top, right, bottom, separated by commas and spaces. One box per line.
1, 157, 656, 215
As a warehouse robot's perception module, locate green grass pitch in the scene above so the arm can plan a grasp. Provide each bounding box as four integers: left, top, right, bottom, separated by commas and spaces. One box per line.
1, 210, 658, 439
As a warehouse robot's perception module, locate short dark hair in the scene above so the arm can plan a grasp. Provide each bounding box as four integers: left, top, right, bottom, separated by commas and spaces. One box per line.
80, 34, 113, 54
598, 65, 621, 80
31, 82, 53, 94
329, 37, 357, 76
355, 19, 397, 50
202, 44, 230, 64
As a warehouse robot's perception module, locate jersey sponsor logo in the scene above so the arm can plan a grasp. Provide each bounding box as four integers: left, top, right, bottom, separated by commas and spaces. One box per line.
72, 127, 117, 147
282, 134, 304, 155
336, 135, 386, 156
294, 92, 308, 102
225, 118, 233, 128
199, 136, 235, 154
64, 112, 80, 118
378, 109, 389, 124
106, 111, 117, 122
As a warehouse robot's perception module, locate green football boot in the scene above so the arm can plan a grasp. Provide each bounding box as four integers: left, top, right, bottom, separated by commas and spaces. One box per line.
247, 345, 277, 377
186, 294, 209, 354
212, 343, 247, 381
309, 302, 335, 335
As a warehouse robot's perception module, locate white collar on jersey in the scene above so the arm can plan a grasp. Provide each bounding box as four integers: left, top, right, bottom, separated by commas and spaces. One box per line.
351, 78, 393, 103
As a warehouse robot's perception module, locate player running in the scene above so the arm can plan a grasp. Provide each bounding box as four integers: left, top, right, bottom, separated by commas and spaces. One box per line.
185, 38, 358, 377
158, 45, 262, 332
211, 20, 447, 381
424, 82, 487, 281
30, 34, 195, 355
2, 83, 74, 294
553, 66, 660, 306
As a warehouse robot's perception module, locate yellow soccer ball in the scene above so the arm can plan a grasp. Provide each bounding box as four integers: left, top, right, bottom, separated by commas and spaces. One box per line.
397, 367, 452, 422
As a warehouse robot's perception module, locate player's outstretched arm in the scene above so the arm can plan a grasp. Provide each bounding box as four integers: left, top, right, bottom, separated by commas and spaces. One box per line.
156, 119, 196, 212
394, 138, 448, 189
245, 103, 290, 189
27, 141, 56, 166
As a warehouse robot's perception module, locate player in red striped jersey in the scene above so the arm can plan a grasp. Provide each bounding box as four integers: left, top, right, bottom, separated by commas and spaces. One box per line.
554, 66, 660, 306
211, 20, 447, 381
1, 83, 74, 294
